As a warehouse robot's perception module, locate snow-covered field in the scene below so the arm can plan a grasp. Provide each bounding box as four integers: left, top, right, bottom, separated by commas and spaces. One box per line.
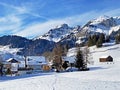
0, 44, 120, 90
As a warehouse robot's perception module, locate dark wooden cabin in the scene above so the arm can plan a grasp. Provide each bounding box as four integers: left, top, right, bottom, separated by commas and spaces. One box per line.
99, 56, 113, 62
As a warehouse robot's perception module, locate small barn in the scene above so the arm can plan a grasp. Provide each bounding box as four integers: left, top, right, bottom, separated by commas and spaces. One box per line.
99, 56, 113, 62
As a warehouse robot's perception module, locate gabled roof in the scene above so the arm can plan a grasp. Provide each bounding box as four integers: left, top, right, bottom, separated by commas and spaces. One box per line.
100, 56, 109, 58
7, 58, 20, 63
100, 55, 112, 58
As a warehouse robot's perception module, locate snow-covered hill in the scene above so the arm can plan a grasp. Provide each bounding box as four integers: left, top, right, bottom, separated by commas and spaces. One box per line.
0, 45, 21, 61
0, 43, 120, 90
0, 45, 20, 54
35, 24, 80, 42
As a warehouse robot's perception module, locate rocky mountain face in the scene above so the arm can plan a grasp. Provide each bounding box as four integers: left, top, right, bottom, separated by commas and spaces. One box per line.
35, 24, 74, 42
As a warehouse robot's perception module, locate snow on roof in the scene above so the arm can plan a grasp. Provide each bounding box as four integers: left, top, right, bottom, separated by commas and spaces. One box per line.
100, 56, 109, 58
13, 55, 24, 61
100, 55, 112, 58
6, 58, 20, 63
27, 56, 47, 65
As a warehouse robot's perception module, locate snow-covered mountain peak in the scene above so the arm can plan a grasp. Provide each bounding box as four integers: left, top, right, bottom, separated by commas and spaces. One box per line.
35, 24, 74, 42
113, 16, 120, 19
97, 15, 110, 21
80, 15, 120, 36
55, 23, 69, 29
91, 15, 111, 25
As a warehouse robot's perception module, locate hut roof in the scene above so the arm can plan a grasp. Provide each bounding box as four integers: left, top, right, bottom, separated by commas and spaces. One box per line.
7, 58, 20, 63
100, 56, 108, 58
100, 55, 113, 58
26, 56, 47, 65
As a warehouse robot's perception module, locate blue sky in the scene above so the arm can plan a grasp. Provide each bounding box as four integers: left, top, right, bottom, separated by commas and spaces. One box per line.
0, 0, 120, 38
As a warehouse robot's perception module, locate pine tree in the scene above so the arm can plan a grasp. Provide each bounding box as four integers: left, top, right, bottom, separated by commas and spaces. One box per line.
96, 33, 105, 48
75, 49, 85, 70
92, 34, 98, 45
99, 33, 105, 43
105, 35, 110, 42
96, 40, 102, 48
88, 36, 94, 47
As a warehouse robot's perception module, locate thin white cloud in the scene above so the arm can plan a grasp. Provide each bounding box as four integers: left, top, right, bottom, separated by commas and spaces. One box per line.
0, 2, 48, 35
64, 8, 120, 26
0, 2, 49, 20
104, 8, 120, 16
0, 2, 26, 14
13, 11, 97, 38
0, 14, 22, 33
14, 20, 66, 38
14, 8, 120, 38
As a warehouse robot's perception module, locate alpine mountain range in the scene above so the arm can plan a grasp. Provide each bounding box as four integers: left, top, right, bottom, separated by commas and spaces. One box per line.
0, 15, 120, 55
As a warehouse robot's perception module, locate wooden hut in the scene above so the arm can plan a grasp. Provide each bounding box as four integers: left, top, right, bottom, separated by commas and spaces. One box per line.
99, 56, 113, 62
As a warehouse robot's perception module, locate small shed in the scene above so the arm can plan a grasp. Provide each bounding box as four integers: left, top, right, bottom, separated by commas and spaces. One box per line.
99, 56, 113, 62
2, 58, 20, 75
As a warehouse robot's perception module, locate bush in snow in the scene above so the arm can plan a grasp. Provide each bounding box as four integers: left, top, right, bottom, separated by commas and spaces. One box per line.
62, 61, 69, 70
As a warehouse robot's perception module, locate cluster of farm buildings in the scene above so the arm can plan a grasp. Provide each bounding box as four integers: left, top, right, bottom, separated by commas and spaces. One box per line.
0, 53, 113, 76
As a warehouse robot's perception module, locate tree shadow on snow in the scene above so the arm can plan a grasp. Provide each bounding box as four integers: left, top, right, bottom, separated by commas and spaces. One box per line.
89, 66, 107, 71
